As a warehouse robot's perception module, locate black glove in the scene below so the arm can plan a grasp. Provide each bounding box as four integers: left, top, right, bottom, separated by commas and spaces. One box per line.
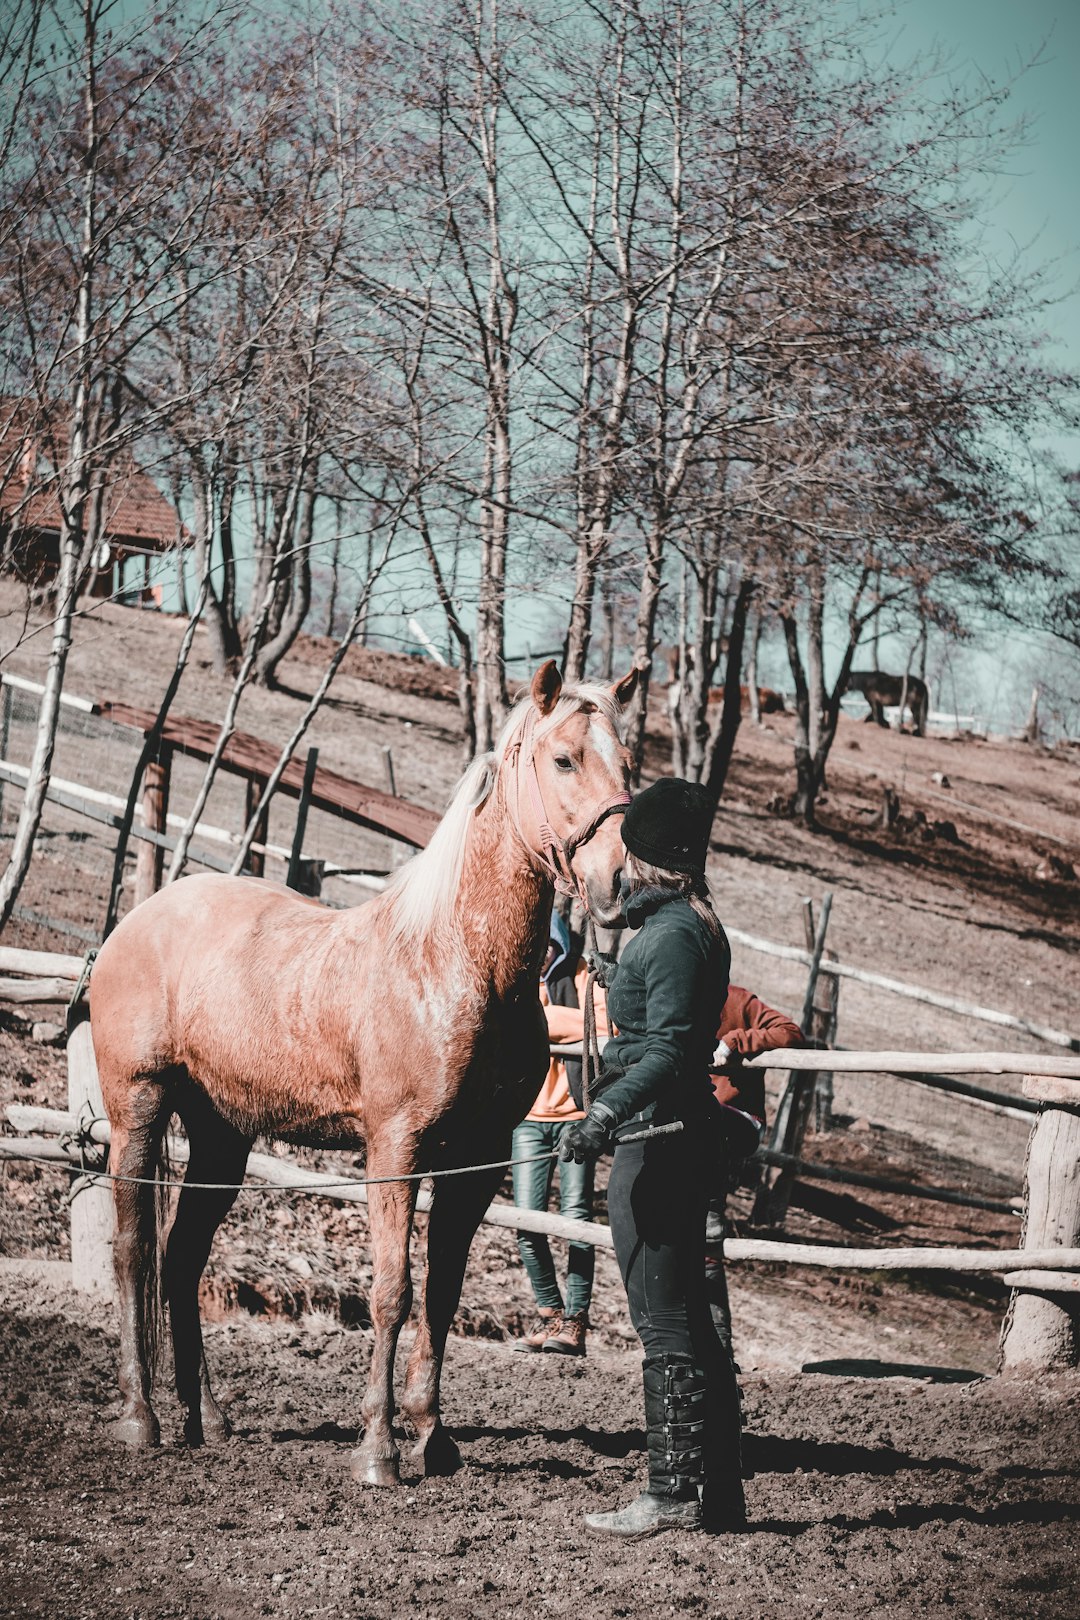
560, 1103, 617, 1163
586, 952, 618, 990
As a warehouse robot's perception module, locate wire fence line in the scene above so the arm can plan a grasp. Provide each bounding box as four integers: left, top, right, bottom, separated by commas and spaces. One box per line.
4, 1112, 1079, 1282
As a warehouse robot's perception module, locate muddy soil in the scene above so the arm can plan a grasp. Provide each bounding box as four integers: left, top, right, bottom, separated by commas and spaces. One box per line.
0, 1266, 1077, 1620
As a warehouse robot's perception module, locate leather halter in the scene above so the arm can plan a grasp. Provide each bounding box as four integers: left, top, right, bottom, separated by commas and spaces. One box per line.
509, 706, 631, 912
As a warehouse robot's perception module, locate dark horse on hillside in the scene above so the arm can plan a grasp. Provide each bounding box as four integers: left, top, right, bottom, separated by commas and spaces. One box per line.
89, 662, 635, 1486
846, 669, 929, 737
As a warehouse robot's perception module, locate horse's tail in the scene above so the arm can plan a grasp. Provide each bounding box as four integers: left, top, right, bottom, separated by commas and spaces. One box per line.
104, 1100, 174, 1392
141, 1126, 173, 1388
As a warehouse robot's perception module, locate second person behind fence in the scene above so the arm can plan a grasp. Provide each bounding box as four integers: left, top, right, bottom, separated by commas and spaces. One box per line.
510, 909, 610, 1357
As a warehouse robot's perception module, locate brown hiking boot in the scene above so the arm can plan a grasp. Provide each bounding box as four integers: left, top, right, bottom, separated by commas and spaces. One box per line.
513, 1308, 562, 1352
543, 1312, 588, 1357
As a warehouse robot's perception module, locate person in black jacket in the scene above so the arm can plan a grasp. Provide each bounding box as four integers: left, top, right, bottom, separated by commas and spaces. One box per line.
561, 777, 746, 1539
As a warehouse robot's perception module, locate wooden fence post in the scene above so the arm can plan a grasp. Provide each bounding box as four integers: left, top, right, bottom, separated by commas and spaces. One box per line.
0, 679, 12, 826
286, 748, 318, 891
244, 776, 270, 878
999, 1074, 1080, 1373
800, 899, 840, 1131
134, 742, 172, 908
753, 896, 835, 1226
808, 961, 840, 1133
67, 1005, 115, 1298
382, 746, 406, 869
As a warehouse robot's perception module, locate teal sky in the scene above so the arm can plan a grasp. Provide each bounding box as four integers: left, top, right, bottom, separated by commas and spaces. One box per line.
877, 1, 1080, 732
897, 0, 1079, 373
505, 0, 1080, 693
122, 0, 1076, 725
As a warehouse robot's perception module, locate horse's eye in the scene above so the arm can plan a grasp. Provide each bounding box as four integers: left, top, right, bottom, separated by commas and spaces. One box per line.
554, 755, 575, 773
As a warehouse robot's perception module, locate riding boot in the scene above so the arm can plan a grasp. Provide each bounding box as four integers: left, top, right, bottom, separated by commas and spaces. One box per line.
584, 1355, 705, 1538
699, 1345, 747, 1532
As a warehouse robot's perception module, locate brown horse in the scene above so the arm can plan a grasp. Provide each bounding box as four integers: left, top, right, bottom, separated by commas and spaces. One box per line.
846, 669, 929, 736
90, 661, 635, 1485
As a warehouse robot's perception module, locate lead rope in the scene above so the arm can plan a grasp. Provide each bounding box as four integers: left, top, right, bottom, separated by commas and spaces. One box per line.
581, 915, 603, 1114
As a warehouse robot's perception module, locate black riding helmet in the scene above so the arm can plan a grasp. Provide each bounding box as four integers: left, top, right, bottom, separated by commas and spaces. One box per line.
620, 777, 713, 875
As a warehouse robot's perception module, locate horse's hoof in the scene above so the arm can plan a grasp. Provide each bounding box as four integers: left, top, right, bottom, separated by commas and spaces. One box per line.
110, 1411, 160, 1448
350, 1448, 401, 1487
182, 1405, 231, 1447
200, 1400, 232, 1443
407, 1425, 463, 1478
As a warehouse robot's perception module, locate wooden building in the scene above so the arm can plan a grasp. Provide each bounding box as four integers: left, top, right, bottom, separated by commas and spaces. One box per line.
0, 407, 190, 603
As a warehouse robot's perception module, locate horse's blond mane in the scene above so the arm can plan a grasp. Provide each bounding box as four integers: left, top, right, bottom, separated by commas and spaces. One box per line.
381, 678, 624, 944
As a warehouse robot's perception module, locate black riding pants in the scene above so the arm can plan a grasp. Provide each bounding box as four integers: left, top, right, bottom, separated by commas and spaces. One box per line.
607, 1129, 720, 1365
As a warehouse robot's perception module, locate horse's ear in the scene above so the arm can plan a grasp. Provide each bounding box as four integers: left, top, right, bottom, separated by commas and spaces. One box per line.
611, 663, 643, 707
531, 660, 563, 715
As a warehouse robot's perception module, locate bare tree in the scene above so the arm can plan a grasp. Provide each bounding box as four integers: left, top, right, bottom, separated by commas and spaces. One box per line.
0, 0, 232, 924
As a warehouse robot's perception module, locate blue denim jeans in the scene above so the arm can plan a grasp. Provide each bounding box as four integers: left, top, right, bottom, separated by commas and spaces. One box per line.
511, 1119, 595, 1318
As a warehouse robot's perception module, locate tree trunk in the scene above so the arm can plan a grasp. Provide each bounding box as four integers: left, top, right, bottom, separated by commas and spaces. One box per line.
746, 608, 762, 725
0, 516, 82, 928
600, 572, 616, 682
705, 578, 753, 805
475, 379, 511, 751
0, 0, 96, 928
217, 455, 239, 640
624, 535, 665, 781
189, 456, 238, 675
783, 594, 867, 827
869, 568, 882, 671
564, 528, 602, 684
358, 527, 373, 647
807, 565, 826, 760
170, 468, 189, 616
253, 462, 317, 689
781, 609, 820, 826
326, 502, 342, 637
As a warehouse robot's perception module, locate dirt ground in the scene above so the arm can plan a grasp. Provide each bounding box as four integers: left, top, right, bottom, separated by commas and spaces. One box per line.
0, 1264, 1078, 1620
1, 588, 1079, 1615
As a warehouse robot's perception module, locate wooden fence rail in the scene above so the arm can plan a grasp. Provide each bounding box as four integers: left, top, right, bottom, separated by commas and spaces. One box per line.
0, 947, 85, 978
725, 926, 1080, 1053
2, 1113, 1075, 1279
555, 1043, 1080, 1081
1, 950, 1078, 1369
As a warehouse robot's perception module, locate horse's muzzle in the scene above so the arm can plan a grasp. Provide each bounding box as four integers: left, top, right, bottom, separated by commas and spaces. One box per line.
584, 868, 625, 927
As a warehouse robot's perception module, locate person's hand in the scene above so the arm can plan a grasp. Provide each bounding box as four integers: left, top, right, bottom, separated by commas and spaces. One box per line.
559, 1103, 617, 1163
586, 952, 618, 989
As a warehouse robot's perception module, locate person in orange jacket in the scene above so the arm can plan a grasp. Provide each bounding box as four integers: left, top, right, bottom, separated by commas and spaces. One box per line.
706, 987, 806, 1353
510, 910, 611, 1357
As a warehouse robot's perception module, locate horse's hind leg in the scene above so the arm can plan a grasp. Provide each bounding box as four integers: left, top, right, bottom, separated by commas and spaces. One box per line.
401, 1160, 505, 1478
106, 1079, 171, 1447
352, 1166, 418, 1487
166, 1096, 251, 1446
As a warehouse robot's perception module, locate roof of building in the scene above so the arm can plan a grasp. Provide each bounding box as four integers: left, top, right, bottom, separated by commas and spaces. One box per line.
0, 406, 190, 551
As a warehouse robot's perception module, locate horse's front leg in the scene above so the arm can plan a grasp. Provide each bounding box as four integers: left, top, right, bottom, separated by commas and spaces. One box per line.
401, 1159, 506, 1478
352, 1170, 418, 1487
